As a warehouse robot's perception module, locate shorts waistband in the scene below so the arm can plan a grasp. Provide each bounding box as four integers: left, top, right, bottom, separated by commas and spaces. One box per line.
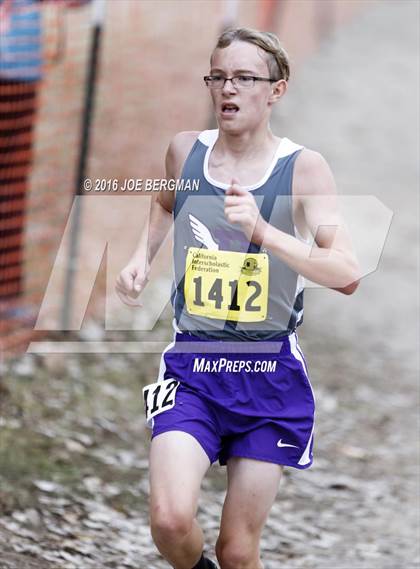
170, 330, 296, 355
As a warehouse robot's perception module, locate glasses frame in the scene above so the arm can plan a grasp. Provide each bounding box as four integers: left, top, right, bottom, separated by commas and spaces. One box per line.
203, 75, 278, 89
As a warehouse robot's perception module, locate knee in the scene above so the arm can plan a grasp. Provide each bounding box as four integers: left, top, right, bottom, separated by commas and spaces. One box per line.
150, 504, 194, 544
216, 538, 260, 569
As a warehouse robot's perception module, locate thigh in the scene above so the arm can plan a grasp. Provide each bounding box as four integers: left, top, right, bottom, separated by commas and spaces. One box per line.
219, 457, 283, 542
149, 430, 211, 518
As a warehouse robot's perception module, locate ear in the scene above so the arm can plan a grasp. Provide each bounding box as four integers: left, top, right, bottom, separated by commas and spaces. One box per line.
268, 79, 288, 105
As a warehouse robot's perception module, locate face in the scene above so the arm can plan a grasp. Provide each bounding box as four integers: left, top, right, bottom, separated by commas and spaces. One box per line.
208, 41, 286, 134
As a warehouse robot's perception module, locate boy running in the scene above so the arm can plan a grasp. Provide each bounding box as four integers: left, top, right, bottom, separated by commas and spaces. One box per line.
116, 27, 359, 569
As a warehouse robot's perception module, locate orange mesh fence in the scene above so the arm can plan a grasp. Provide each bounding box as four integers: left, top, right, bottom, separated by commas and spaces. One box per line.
0, 0, 93, 357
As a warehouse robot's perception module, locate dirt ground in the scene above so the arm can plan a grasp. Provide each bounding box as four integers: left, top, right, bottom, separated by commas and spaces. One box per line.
1, 1, 419, 568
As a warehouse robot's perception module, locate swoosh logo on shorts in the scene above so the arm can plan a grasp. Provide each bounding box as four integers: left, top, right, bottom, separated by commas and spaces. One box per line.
277, 439, 299, 449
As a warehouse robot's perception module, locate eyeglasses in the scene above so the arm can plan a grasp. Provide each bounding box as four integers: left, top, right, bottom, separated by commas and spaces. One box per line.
203, 75, 277, 90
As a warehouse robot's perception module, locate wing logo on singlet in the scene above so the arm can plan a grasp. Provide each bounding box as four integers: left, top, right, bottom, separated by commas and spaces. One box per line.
184, 247, 269, 322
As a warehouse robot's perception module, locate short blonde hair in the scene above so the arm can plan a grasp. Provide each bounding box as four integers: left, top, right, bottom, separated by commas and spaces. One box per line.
212, 27, 290, 82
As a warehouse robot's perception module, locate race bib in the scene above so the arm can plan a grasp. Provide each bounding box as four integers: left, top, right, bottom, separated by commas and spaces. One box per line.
184, 247, 269, 322
143, 378, 180, 422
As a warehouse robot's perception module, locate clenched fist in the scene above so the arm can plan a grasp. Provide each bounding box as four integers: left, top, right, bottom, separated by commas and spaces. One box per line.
224, 178, 268, 245
115, 259, 150, 307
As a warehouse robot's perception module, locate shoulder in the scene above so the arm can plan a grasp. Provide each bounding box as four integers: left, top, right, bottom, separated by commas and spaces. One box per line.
294, 148, 331, 177
293, 148, 336, 197
166, 131, 200, 179
169, 130, 200, 153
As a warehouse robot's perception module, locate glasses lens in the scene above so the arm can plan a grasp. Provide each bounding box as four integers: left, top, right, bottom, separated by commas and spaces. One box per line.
206, 76, 224, 89
236, 76, 255, 88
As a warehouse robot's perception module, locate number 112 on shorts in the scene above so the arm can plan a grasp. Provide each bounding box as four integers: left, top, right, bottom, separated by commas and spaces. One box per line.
143, 379, 180, 422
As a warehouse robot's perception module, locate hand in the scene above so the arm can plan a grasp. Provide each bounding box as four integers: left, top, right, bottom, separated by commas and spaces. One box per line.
224, 178, 268, 245
115, 259, 150, 307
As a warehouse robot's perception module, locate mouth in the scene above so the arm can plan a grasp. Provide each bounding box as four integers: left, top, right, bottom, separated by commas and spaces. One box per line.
221, 102, 240, 115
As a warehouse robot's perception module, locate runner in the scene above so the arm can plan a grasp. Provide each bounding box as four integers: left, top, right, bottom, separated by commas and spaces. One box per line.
116, 27, 359, 569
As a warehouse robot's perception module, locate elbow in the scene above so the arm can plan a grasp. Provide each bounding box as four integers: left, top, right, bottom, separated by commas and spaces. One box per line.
338, 278, 360, 295
337, 264, 361, 295
332, 263, 361, 295
339, 257, 361, 295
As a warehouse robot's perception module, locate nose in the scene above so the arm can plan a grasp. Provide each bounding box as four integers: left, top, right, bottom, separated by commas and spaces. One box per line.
222, 77, 237, 93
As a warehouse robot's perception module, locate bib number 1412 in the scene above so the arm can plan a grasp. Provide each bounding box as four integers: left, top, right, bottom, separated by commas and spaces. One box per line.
184, 248, 269, 322
192, 276, 262, 312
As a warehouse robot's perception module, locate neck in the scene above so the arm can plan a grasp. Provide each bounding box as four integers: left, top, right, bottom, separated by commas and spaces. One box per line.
215, 124, 277, 161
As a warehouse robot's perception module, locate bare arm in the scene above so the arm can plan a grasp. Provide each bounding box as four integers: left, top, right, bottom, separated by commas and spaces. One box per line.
115, 131, 198, 306
264, 150, 360, 293
224, 150, 360, 294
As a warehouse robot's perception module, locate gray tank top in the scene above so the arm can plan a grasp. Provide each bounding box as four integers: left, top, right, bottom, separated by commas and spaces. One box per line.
171, 129, 305, 341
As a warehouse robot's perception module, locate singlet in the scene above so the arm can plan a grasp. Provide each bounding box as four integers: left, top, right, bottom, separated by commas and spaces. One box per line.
171, 129, 307, 341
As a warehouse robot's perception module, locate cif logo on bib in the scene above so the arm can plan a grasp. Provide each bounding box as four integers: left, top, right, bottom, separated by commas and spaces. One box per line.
241, 258, 261, 276
184, 215, 269, 322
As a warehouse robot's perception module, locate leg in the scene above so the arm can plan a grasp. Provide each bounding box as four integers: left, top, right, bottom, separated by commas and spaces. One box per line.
149, 430, 211, 569
215, 457, 283, 569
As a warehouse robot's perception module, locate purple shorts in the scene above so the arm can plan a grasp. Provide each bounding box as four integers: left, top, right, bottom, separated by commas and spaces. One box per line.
149, 331, 315, 469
